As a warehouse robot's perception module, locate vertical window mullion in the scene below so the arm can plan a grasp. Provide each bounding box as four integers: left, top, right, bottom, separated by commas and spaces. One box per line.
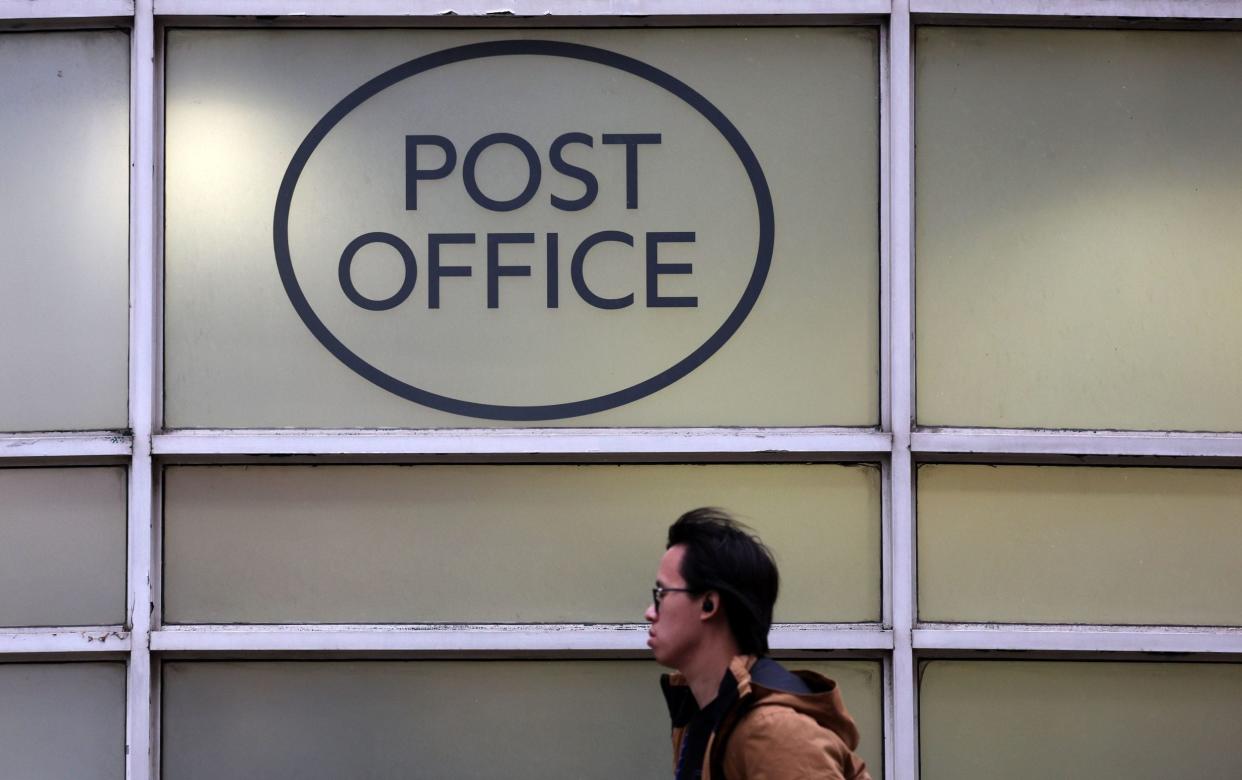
887, 4, 918, 780
127, 2, 156, 779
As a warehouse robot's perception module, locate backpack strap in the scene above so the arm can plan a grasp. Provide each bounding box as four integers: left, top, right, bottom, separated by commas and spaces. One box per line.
707, 691, 757, 780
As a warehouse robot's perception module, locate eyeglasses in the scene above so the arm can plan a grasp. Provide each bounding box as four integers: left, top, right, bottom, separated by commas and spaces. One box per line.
651, 585, 698, 615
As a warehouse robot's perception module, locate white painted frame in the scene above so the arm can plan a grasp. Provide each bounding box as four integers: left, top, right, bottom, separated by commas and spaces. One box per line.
152, 623, 895, 654
127, 3, 157, 779
153, 428, 893, 458
4, 3, 1242, 780
0, 0, 133, 18
910, 0, 1242, 17
887, 4, 917, 778
0, 432, 131, 459
913, 428, 1242, 459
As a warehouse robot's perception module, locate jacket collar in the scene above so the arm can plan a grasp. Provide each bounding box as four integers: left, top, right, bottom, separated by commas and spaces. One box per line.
661, 654, 863, 751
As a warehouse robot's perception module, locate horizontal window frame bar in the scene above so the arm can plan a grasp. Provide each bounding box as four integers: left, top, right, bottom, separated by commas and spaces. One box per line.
14, 0, 1240, 21
10, 429, 1241, 461
914, 624, 1242, 654
151, 0, 892, 17
913, 429, 1242, 459
911, 0, 1242, 18
151, 623, 892, 653
0, 432, 132, 460
0, 627, 132, 654
0, 0, 133, 19
154, 14, 888, 29
152, 428, 891, 459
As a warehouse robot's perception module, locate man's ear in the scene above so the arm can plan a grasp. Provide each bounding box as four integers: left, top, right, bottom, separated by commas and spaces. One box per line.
700, 592, 719, 619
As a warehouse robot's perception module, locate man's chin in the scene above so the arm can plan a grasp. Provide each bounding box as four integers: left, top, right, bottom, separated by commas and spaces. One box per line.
648, 646, 677, 669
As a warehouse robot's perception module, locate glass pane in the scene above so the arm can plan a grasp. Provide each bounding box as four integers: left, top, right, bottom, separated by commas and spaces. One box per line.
0, 663, 126, 780
916, 27, 1242, 431
920, 661, 1242, 780
0, 32, 129, 432
163, 464, 880, 624
0, 467, 127, 627
164, 28, 878, 428
163, 660, 881, 780
918, 465, 1242, 625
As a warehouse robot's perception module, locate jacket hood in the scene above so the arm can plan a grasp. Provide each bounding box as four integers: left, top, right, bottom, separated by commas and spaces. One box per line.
661, 655, 862, 751
732, 656, 862, 751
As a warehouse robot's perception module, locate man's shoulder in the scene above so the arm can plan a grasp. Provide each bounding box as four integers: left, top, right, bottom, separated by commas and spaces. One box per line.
732, 698, 848, 746
725, 706, 871, 780
716, 657, 872, 780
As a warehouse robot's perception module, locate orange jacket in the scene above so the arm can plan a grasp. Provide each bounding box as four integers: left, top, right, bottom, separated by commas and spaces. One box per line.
663, 656, 872, 780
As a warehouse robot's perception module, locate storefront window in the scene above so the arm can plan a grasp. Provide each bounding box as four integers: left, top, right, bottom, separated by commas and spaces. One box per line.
162, 660, 882, 779
918, 464, 1242, 625
0, 31, 129, 432
163, 463, 881, 624
0, 663, 126, 780
921, 661, 1242, 779
164, 28, 879, 428
0, 467, 127, 628
917, 28, 1242, 431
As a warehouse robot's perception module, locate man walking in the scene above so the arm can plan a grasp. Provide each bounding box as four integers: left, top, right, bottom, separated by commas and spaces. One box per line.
645, 508, 872, 780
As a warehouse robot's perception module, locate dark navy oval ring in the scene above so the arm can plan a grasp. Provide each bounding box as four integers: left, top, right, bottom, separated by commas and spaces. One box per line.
274, 40, 774, 421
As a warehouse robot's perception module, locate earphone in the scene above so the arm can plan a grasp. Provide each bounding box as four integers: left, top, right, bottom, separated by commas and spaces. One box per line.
703, 598, 714, 612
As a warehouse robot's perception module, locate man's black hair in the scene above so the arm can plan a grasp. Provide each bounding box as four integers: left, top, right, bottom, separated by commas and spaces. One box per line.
667, 507, 779, 656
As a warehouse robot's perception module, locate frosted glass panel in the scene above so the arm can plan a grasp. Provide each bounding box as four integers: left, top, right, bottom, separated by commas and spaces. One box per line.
0, 467, 127, 627
917, 28, 1242, 431
921, 661, 1242, 780
163, 464, 881, 624
162, 660, 880, 780
0, 663, 126, 780
165, 28, 878, 427
918, 465, 1242, 625
0, 32, 129, 432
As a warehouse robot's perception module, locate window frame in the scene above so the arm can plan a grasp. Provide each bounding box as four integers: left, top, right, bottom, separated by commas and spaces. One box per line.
3, 3, 1242, 780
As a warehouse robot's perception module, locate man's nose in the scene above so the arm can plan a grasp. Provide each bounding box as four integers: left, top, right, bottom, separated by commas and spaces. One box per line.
644, 602, 657, 623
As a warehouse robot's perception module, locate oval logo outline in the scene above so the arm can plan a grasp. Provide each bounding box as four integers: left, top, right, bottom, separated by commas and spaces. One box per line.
274, 39, 775, 422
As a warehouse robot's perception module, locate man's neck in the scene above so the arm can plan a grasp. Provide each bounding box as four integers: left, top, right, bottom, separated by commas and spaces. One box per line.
682, 639, 742, 709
